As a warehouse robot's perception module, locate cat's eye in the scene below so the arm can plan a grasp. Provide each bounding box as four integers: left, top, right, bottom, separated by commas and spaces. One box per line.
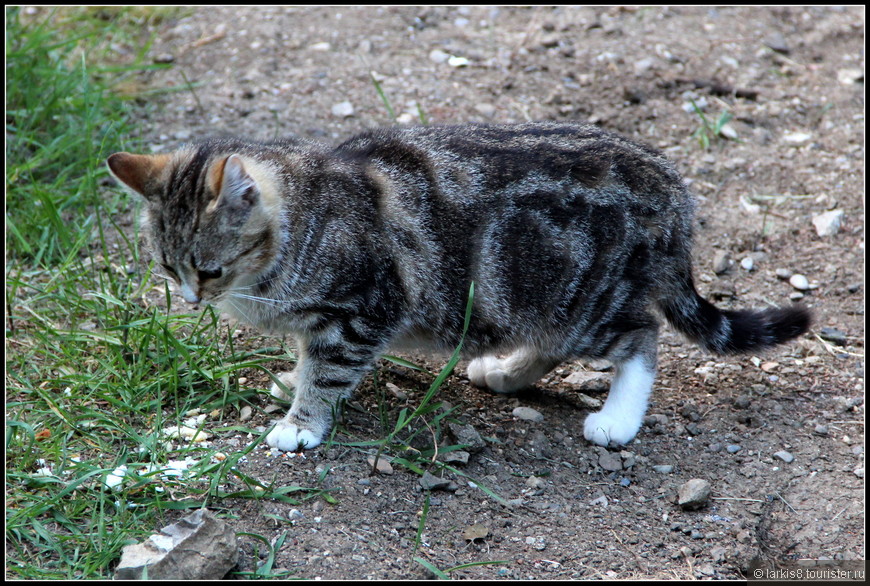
197, 267, 223, 281
161, 263, 179, 280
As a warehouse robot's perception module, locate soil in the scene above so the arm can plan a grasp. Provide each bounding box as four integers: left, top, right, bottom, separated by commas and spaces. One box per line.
110, 6, 864, 579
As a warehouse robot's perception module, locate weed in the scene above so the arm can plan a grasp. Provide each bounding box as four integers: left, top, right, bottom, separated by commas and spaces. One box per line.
688, 98, 735, 150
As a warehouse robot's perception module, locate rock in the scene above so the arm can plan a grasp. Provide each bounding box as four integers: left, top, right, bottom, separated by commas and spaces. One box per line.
239, 405, 253, 421
814, 424, 829, 436
563, 370, 610, 391
764, 32, 790, 54
677, 479, 712, 510
653, 464, 674, 474
447, 422, 487, 452
447, 55, 470, 68
783, 131, 812, 146
367, 454, 394, 475
474, 103, 496, 118
819, 327, 847, 346
789, 274, 810, 291
525, 475, 546, 489
597, 449, 623, 471
462, 524, 489, 541
512, 406, 544, 422
419, 471, 451, 491
838, 68, 864, 85
740, 256, 754, 271
589, 494, 609, 508
712, 250, 731, 274
442, 450, 470, 465
331, 101, 354, 118
773, 450, 794, 464
726, 444, 742, 454
428, 49, 450, 63
775, 268, 793, 280
114, 509, 238, 580
812, 209, 844, 237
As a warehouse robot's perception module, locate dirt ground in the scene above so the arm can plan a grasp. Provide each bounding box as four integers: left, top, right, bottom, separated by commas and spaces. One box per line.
113, 6, 863, 579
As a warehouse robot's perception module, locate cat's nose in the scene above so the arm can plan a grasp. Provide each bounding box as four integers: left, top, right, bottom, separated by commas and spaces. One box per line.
179, 283, 201, 304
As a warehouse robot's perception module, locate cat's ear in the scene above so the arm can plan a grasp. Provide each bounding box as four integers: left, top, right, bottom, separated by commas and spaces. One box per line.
107, 152, 170, 198
209, 154, 259, 211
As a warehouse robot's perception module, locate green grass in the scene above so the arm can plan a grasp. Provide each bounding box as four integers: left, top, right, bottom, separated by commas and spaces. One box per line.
6, 9, 498, 578
4, 7, 315, 579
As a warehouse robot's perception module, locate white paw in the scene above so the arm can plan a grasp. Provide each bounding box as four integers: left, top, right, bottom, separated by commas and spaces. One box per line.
266, 420, 322, 452
467, 356, 501, 387
270, 371, 298, 401
583, 411, 640, 446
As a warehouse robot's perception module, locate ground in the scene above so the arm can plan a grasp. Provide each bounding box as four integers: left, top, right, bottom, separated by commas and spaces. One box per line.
114, 6, 863, 579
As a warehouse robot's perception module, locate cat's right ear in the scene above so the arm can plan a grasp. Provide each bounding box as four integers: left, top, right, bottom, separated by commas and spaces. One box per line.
209, 154, 259, 212
107, 152, 170, 199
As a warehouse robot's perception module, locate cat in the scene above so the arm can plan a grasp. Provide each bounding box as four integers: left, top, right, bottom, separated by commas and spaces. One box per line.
106, 121, 811, 452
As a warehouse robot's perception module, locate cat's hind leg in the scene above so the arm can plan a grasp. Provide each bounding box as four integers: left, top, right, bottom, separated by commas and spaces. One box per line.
467, 348, 558, 394
583, 328, 658, 446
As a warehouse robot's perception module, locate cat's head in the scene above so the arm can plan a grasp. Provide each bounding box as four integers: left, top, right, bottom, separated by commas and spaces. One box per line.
107, 144, 281, 305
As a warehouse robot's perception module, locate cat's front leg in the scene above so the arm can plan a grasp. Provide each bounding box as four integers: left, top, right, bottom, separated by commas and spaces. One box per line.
266, 334, 376, 452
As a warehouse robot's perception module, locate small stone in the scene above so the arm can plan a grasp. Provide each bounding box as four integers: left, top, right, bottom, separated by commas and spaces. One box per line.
474, 103, 496, 118
563, 370, 610, 391
331, 101, 354, 118
773, 450, 794, 464
690, 529, 705, 540
512, 406, 544, 422
597, 449, 623, 471
712, 250, 731, 274
740, 257, 754, 271
525, 536, 547, 551
726, 444, 742, 454
653, 464, 674, 474
447, 55, 470, 67
813, 424, 829, 436
812, 209, 844, 237
734, 395, 752, 409
775, 268, 793, 280
114, 509, 238, 580
442, 450, 470, 465
419, 471, 451, 491
525, 475, 546, 489
789, 274, 810, 291
385, 382, 407, 400
428, 49, 450, 63
367, 454, 394, 475
590, 494, 609, 508
239, 405, 253, 422
783, 131, 812, 145
447, 422, 487, 452
462, 524, 489, 541
677, 479, 712, 510
819, 327, 847, 346
309, 41, 331, 51
153, 53, 175, 64
764, 32, 790, 54
837, 68, 864, 85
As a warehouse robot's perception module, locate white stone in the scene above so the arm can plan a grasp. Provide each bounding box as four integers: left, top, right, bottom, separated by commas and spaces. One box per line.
812, 209, 844, 237
789, 274, 810, 291
331, 101, 355, 118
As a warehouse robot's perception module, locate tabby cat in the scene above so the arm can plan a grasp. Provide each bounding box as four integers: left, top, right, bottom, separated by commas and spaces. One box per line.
107, 122, 810, 452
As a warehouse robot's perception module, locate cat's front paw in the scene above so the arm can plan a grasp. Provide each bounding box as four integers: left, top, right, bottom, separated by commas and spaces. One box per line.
583, 411, 640, 446
266, 418, 323, 452
269, 371, 298, 401
467, 357, 519, 394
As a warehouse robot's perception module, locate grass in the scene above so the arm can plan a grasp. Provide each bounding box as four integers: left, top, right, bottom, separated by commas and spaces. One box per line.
4, 7, 325, 579
6, 8, 503, 579
688, 98, 735, 150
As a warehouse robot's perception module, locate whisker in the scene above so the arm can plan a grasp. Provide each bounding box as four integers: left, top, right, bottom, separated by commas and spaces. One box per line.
231, 292, 286, 307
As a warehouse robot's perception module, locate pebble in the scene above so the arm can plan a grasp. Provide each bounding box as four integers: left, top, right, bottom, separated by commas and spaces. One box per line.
773, 450, 794, 464
789, 274, 810, 291
775, 268, 793, 280
331, 101, 354, 118
419, 471, 451, 491
814, 424, 829, 436
239, 405, 253, 421
740, 256, 754, 271
819, 327, 847, 346
474, 103, 496, 118
712, 250, 731, 274
597, 449, 623, 471
428, 49, 450, 64
677, 479, 712, 510
726, 444, 742, 454
812, 209, 844, 237
367, 454, 394, 475
512, 406, 544, 422
448, 422, 487, 452
783, 131, 812, 145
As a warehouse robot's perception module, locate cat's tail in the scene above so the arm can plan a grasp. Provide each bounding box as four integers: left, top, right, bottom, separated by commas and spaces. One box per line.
659, 273, 811, 355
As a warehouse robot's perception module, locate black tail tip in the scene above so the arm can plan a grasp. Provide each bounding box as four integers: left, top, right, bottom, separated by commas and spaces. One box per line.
722, 303, 812, 353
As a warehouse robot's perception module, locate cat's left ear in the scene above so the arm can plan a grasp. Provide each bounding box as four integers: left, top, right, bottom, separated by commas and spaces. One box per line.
209, 155, 259, 212
107, 152, 171, 198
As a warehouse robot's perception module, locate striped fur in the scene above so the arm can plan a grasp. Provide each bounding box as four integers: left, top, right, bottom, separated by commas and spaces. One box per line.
107, 122, 810, 450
